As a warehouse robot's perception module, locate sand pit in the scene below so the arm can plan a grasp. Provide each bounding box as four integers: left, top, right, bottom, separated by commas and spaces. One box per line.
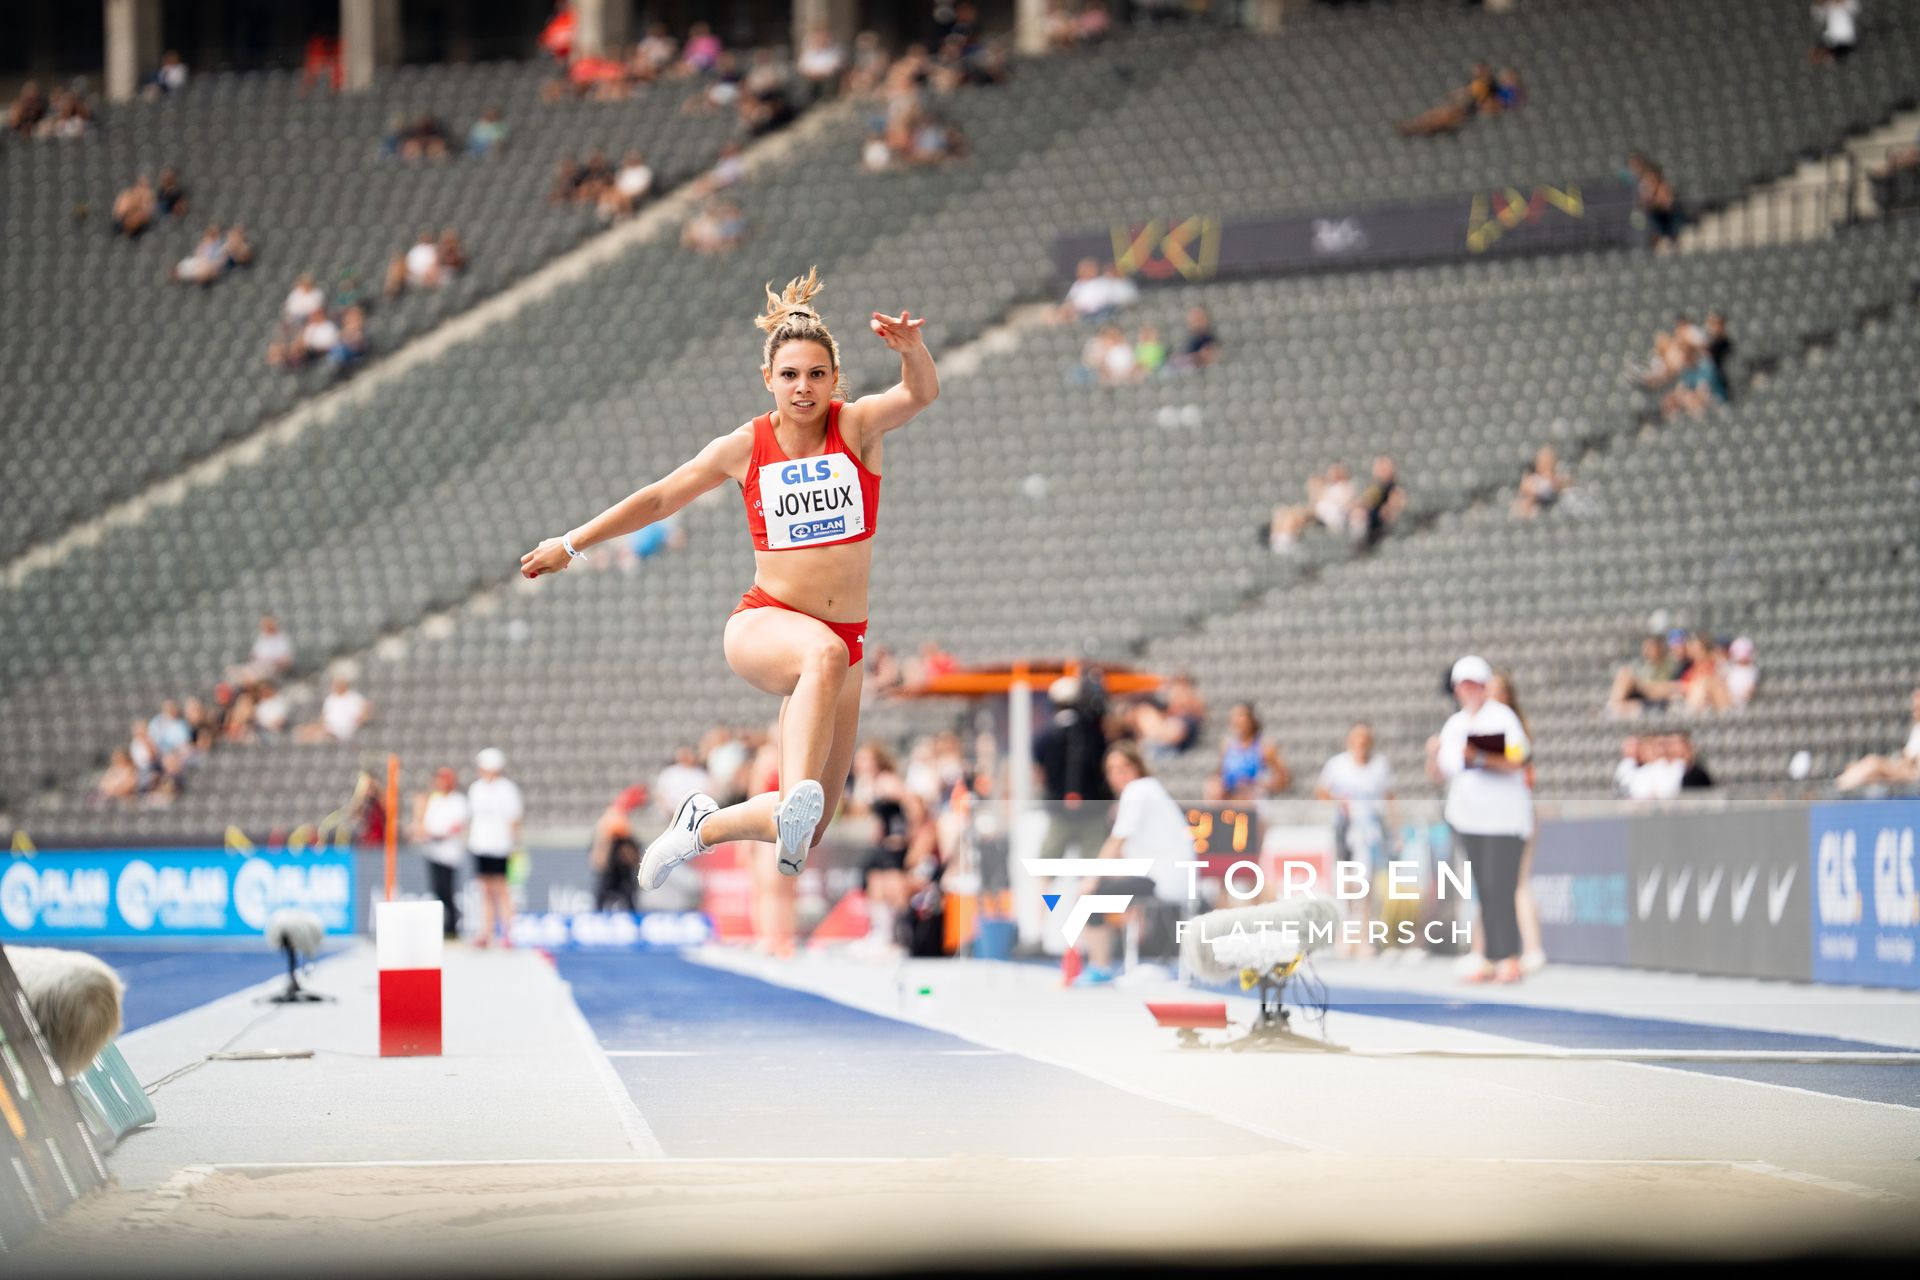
24, 1152, 1917, 1275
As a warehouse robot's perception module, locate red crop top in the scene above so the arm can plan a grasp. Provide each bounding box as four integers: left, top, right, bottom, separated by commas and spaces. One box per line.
741, 401, 882, 552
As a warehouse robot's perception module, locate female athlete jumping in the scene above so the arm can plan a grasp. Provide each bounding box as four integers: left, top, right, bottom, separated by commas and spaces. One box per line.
519, 270, 938, 887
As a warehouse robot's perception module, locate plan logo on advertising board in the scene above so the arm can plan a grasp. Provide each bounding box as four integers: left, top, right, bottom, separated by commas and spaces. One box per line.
1810, 801, 1920, 990
233, 857, 353, 930
1, 859, 111, 932
115, 859, 229, 931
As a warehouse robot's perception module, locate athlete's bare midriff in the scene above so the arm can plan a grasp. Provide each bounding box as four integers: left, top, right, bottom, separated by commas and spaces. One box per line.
750, 541, 872, 623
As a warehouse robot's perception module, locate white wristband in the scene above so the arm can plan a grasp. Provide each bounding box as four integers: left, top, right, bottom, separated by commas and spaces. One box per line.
562, 533, 587, 561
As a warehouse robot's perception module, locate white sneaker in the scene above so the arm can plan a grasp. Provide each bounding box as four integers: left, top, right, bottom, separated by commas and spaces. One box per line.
774, 780, 825, 877
641, 792, 719, 890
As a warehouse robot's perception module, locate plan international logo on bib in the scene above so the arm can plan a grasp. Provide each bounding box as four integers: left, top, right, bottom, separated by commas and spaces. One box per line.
759, 456, 865, 548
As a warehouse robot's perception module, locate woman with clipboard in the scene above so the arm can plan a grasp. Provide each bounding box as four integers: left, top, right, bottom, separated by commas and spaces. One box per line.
1435, 656, 1534, 984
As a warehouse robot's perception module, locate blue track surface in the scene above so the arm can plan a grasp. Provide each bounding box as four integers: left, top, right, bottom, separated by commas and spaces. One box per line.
558, 951, 1288, 1158
1304, 981, 1920, 1109
25, 945, 320, 1034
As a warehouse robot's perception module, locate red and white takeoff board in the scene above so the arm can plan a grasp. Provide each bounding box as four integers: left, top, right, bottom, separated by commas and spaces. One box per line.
376, 900, 443, 1057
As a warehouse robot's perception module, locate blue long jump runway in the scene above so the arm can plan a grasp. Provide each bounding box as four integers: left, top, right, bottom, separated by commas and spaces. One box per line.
1307, 982, 1920, 1109
558, 951, 1289, 1159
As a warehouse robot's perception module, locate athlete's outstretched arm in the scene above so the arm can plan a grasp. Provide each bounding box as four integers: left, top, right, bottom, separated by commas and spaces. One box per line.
842, 310, 938, 439
519, 430, 747, 578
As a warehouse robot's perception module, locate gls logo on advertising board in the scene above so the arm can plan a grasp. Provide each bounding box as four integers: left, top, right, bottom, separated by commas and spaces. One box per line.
1872, 826, 1919, 927
1816, 830, 1865, 926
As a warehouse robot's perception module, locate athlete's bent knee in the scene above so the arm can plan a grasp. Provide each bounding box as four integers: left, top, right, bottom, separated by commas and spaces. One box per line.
800, 635, 849, 681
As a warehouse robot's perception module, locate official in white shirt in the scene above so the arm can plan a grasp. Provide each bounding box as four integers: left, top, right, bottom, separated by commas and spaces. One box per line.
1435, 656, 1533, 983
1076, 742, 1200, 983
467, 747, 523, 947
411, 766, 469, 939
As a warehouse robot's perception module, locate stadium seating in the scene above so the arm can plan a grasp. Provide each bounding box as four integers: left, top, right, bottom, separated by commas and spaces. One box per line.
0, 59, 745, 561
8, 3, 1920, 835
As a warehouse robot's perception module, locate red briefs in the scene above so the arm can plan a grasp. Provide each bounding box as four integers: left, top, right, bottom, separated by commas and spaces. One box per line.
732, 584, 867, 666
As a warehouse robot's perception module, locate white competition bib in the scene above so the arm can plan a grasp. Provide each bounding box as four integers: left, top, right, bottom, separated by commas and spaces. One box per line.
758, 453, 866, 549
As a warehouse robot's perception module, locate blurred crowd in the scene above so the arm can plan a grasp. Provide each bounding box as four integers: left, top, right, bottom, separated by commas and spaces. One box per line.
89, 614, 376, 808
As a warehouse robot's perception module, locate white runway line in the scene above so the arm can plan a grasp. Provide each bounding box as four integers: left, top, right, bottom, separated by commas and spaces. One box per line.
1460, 1156, 1908, 1203
1320, 1048, 1920, 1064
557, 976, 666, 1159
205, 1156, 1076, 1170
1733, 1161, 1913, 1203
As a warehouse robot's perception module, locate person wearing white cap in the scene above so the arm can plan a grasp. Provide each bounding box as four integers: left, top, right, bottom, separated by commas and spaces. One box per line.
466, 747, 523, 947
1435, 656, 1533, 984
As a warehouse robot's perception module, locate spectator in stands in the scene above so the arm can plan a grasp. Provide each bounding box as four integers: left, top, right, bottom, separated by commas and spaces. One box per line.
410, 766, 468, 939
681, 197, 747, 255
861, 130, 893, 173
549, 154, 587, 204
845, 30, 892, 97
331, 305, 369, 372
148, 698, 191, 760
284, 273, 327, 326
438, 228, 467, 276
112, 176, 157, 239
299, 308, 342, 367
600, 150, 655, 222
171, 224, 231, 286
1704, 311, 1735, 390
396, 113, 453, 162
797, 25, 848, 101
222, 685, 258, 743
39, 87, 93, 140
1436, 656, 1533, 983
1677, 633, 1734, 713
654, 745, 713, 821
1134, 673, 1207, 762
1512, 445, 1574, 519
1493, 66, 1526, 111
145, 49, 189, 98
1077, 324, 1136, 386
297, 674, 374, 743
1836, 689, 1920, 792
588, 786, 647, 913
1056, 258, 1138, 325
1354, 455, 1406, 548
92, 749, 141, 805
1628, 152, 1683, 247
705, 140, 747, 192
1607, 632, 1683, 717
1673, 733, 1714, 789
8, 82, 49, 137
253, 681, 290, 738
1270, 462, 1360, 555
1724, 636, 1759, 709
467, 748, 523, 948
612, 512, 686, 568
846, 743, 912, 954
1133, 324, 1168, 378
155, 167, 189, 219
636, 23, 678, 78
1810, 0, 1861, 64
1396, 62, 1499, 137
302, 34, 344, 94
1661, 333, 1728, 418
674, 21, 724, 78
222, 224, 255, 271
249, 614, 294, 678
182, 696, 218, 758
1171, 305, 1220, 370
467, 107, 509, 158
386, 231, 445, 299
1205, 702, 1292, 803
